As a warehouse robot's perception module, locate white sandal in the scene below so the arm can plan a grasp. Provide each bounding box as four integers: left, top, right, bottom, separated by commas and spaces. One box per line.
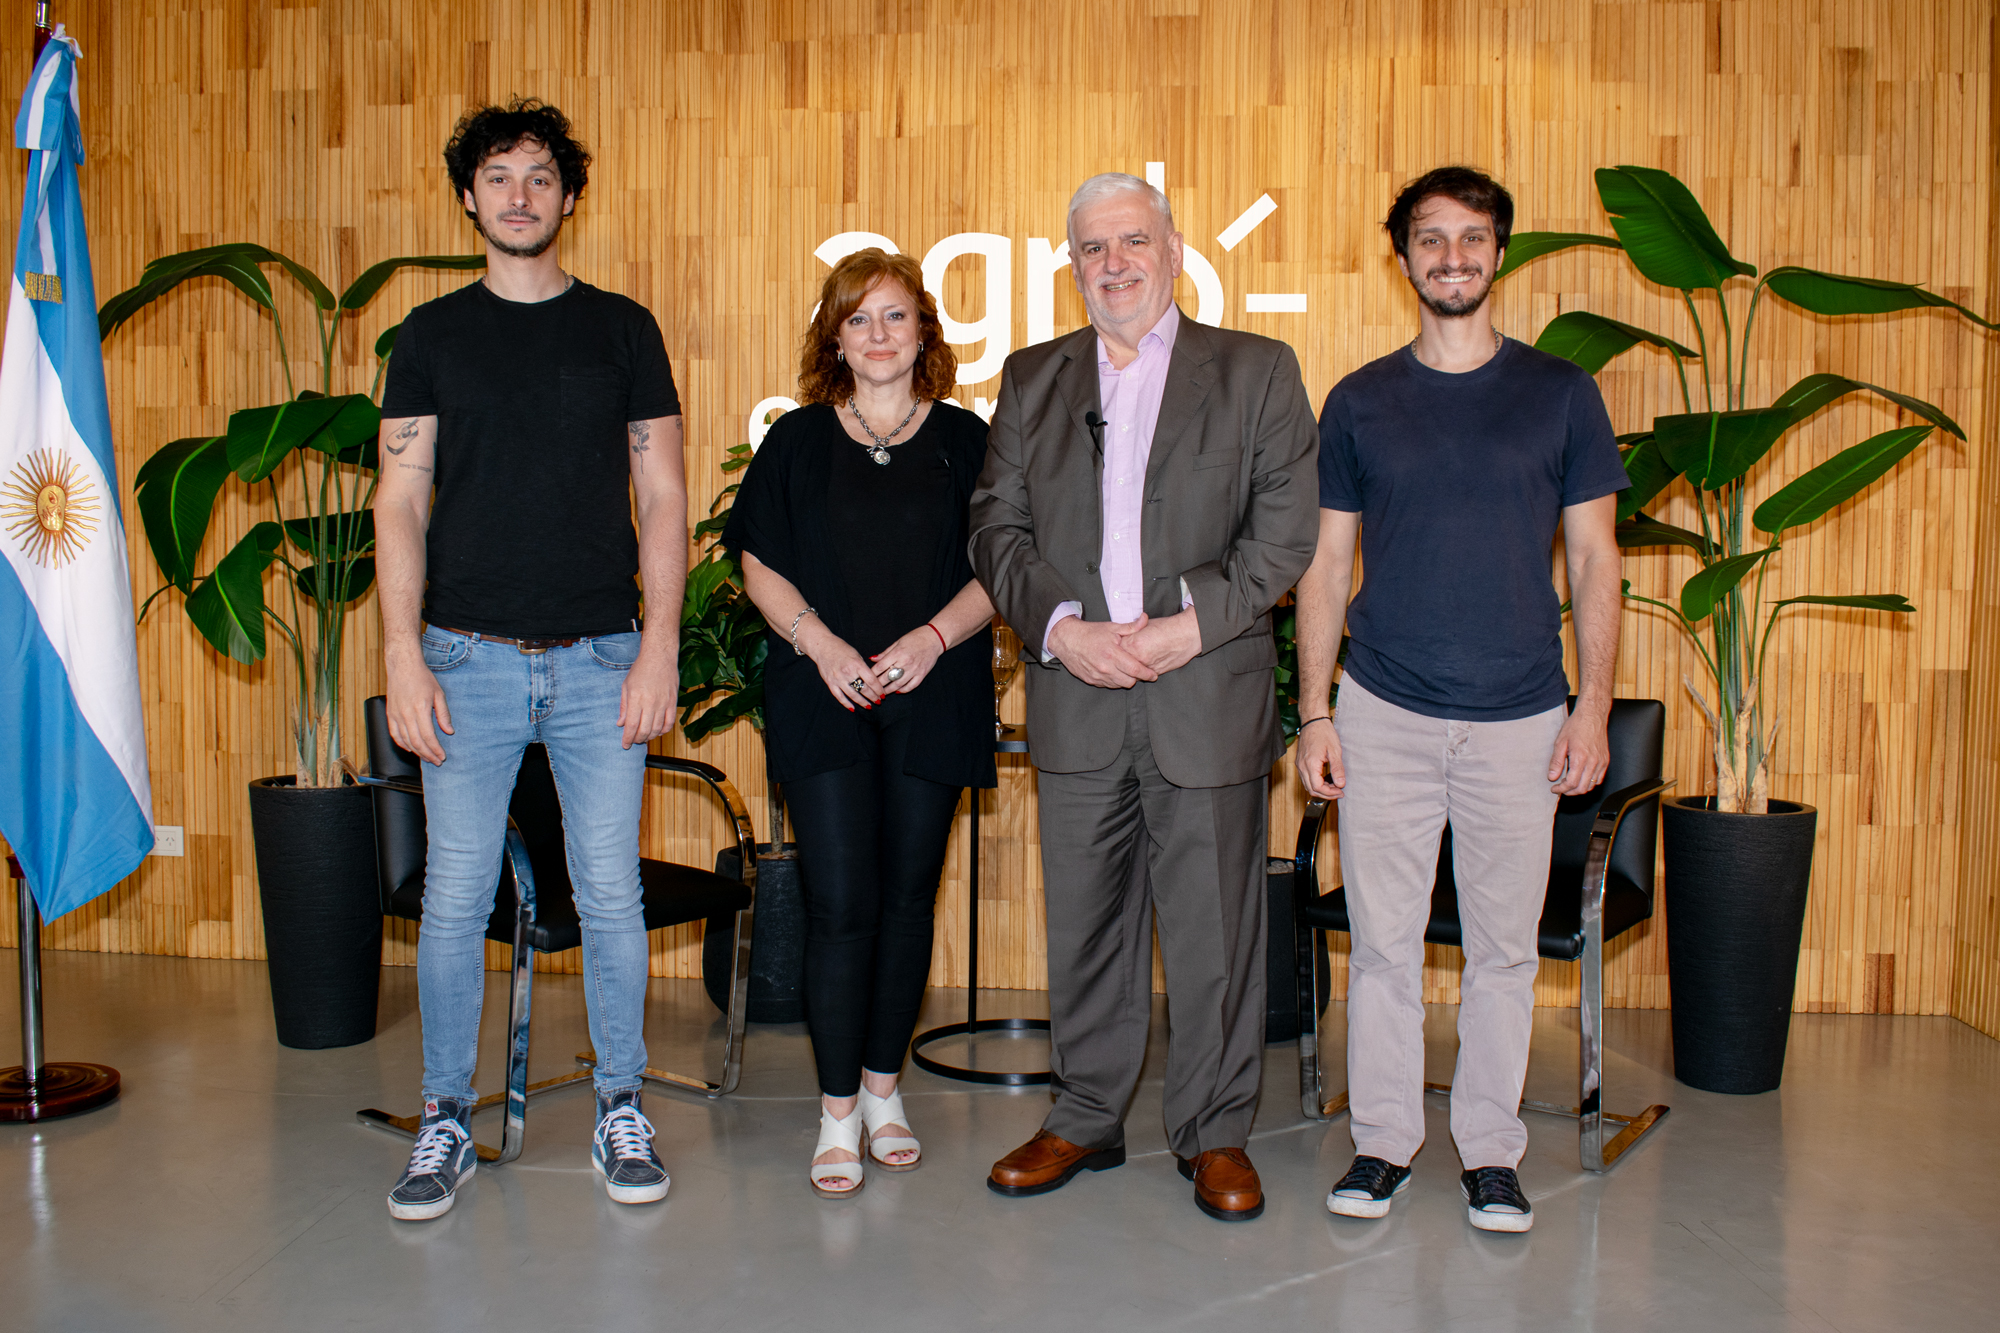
858, 1083, 921, 1171
810, 1102, 866, 1198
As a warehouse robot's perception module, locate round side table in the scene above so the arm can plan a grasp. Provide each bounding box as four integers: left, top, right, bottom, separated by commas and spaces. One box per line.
909, 725, 1051, 1086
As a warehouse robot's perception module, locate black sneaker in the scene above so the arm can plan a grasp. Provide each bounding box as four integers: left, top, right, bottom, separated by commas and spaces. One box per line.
387, 1096, 476, 1221
1460, 1166, 1533, 1232
1326, 1155, 1413, 1218
592, 1089, 670, 1204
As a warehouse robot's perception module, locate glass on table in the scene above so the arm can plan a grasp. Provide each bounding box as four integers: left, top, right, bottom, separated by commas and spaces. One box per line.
991, 621, 1022, 734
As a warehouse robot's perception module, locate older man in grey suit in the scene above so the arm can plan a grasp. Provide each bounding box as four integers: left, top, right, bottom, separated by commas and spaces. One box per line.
969, 173, 1318, 1221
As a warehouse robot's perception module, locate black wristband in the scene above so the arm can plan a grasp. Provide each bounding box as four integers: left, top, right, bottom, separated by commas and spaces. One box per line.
1300, 715, 1333, 731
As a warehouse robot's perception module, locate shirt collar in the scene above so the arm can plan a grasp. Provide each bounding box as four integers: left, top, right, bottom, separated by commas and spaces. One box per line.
1096, 303, 1182, 372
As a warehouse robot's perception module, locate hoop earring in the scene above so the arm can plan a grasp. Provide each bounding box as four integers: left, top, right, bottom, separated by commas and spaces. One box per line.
837, 348, 845, 362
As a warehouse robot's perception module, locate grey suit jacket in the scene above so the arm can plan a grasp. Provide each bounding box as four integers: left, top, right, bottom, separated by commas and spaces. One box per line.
969, 313, 1319, 788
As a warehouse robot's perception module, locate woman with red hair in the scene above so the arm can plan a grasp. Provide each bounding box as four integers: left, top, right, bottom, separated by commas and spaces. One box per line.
724, 249, 996, 1197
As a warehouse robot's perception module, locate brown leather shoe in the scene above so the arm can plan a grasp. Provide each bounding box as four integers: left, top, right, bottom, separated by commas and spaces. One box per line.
1177, 1147, 1265, 1221
987, 1129, 1126, 1197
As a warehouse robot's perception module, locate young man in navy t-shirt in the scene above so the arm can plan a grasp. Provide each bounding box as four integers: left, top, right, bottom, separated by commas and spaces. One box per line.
1293, 167, 1627, 1233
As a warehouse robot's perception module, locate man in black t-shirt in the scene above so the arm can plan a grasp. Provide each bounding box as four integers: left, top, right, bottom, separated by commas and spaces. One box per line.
1293, 168, 1627, 1234
372, 100, 687, 1221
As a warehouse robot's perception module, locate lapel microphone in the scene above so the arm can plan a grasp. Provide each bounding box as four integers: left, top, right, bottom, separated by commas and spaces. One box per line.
1085, 410, 1106, 455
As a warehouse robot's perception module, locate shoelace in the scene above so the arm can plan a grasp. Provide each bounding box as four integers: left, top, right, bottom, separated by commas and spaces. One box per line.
407, 1119, 469, 1175
1336, 1158, 1399, 1194
596, 1104, 656, 1162
1464, 1167, 1527, 1208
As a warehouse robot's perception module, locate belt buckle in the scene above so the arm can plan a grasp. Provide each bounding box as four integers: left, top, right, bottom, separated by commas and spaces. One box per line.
517, 639, 551, 655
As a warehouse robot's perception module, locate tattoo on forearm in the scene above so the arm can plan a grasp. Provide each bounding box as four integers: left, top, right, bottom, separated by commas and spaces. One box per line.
628, 420, 651, 471
385, 419, 420, 455
396, 462, 432, 473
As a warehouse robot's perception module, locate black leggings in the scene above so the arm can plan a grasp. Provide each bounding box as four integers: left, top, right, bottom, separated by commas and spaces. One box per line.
783, 694, 964, 1098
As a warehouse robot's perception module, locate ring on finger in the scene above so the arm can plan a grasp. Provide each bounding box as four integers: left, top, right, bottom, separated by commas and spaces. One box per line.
883, 666, 905, 684
849, 677, 866, 691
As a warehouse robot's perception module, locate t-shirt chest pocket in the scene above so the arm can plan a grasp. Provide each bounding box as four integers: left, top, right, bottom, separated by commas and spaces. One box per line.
559, 367, 628, 438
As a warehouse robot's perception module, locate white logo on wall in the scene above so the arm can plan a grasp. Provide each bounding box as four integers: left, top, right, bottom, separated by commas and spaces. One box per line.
746, 164, 1305, 448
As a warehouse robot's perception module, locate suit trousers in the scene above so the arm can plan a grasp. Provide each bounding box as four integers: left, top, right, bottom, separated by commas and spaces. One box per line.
1036, 689, 1269, 1159
1334, 676, 1566, 1170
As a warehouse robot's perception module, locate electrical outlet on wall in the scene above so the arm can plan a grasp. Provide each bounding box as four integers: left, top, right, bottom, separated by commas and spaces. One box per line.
153, 825, 184, 857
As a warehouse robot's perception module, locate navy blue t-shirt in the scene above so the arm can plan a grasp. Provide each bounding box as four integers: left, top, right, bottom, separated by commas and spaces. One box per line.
1317, 338, 1627, 721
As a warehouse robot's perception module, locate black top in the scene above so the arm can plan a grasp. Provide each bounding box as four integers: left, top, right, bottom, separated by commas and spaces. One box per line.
1317, 338, 1628, 720
724, 401, 996, 789
380, 279, 681, 638
828, 413, 950, 658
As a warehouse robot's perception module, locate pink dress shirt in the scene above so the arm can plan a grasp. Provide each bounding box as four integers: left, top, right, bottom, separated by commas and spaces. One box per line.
1043, 305, 1187, 658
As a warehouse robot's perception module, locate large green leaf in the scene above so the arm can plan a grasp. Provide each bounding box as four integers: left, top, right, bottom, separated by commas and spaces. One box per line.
1680, 547, 1779, 623
225, 393, 380, 481
1616, 513, 1716, 557
683, 684, 763, 743
1595, 165, 1756, 291
182, 522, 284, 662
1752, 425, 1934, 534
374, 322, 402, 360
133, 435, 230, 590
1493, 231, 1624, 280
338, 255, 487, 312
1616, 434, 1677, 520
1769, 372, 1964, 440
1764, 267, 1998, 331
1769, 593, 1915, 614
283, 509, 377, 559
296, 557, 376, 604
1533, 310, 1700, 374
100, 247, 277, 339
1654, 408, 1795, 490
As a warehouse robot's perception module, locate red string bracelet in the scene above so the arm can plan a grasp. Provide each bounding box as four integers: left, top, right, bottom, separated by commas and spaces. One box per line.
926, 622, 947, 652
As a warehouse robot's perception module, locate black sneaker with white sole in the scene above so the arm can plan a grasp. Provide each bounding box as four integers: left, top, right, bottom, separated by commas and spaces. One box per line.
387, 1096, 476, 1221
1460, 1166, 1533, 1232
1326, 1155, 1413, 1218
592, 1089, 670, 1204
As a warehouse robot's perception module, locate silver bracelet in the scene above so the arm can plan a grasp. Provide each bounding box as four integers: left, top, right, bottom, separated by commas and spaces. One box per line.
789, 607, 818, 656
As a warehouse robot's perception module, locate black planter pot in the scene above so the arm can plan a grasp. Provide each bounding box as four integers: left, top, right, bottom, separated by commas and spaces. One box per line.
704, 842, 806, 1024
1662, 796, 1818, 1094
247, 777, 384, 1050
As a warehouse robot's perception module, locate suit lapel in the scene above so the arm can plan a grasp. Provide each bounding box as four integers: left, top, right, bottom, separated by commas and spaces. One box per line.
1144, 314, 1214, 491
1055, 329, 1106, 491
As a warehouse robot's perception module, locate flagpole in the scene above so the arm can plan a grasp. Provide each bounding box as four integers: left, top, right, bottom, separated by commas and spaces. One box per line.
1, 858, 119, 1120
34, 2, 51, 58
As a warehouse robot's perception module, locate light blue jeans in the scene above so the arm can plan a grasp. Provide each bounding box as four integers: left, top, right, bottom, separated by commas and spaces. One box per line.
416, 626, 649, 1103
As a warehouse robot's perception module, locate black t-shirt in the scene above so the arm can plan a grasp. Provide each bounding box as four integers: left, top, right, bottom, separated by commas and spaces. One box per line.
1317, 338, 1627, 720
827, 410, 951, 658
722, 401, 996, 789
380, 279, 681, 638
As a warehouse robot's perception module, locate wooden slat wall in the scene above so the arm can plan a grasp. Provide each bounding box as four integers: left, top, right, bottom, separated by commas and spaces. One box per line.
2, 0, 1995, 1020
1953, 9, 2000, 1040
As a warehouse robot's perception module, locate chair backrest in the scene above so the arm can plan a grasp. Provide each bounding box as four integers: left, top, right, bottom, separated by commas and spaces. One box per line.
362, 695, 574, 925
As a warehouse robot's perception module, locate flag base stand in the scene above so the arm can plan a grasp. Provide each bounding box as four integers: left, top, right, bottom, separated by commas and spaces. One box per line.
3, 857, 119, 1122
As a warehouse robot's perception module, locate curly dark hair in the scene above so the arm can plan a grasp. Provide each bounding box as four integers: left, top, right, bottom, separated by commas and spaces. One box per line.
1385, 166, 1514, 260
796, 249, 959, 405
443, 98, 591, 218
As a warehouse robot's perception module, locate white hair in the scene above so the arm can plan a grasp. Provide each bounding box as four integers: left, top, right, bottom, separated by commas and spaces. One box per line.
1066, 173, 1176, 243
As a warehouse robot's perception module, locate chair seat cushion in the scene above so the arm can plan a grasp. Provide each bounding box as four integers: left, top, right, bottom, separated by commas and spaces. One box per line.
1298, 864, 1654, 963
387, 856, 752, 956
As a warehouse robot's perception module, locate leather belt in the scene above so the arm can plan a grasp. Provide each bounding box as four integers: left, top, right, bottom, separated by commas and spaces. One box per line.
436, 625, 585, 654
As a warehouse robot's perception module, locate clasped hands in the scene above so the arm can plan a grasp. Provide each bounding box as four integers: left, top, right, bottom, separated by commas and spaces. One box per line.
802, 618, 945, 712
1047, 609, 1201, 689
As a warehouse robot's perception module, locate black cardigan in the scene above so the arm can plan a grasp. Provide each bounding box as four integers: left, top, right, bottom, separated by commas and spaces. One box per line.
723, 401, 997, 789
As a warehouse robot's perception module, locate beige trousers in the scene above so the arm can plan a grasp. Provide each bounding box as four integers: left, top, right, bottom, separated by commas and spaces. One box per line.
1333, 675, 1566, 1169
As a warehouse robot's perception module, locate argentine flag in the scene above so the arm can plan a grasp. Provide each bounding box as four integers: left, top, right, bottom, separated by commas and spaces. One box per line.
0, 30, 152, 920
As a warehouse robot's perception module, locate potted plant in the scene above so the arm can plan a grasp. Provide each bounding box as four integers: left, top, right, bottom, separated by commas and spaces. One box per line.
101, 245, 484, 1048
1501, 166, 1994, 1091
679, 439, 805, 1021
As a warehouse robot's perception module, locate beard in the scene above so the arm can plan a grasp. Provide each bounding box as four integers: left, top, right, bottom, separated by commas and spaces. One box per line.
476, 208, 565, 259
1411, 264, 1492, 318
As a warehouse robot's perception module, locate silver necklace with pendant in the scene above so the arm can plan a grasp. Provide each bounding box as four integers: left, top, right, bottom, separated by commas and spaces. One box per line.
848, 396, 922, 465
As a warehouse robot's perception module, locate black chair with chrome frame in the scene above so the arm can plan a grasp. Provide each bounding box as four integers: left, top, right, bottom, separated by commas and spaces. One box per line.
353, 695, 759, 1166
1292, 696, 1673, 1173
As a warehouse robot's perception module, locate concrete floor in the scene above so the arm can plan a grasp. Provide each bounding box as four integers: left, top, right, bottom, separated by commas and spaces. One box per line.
2, 950, 1997, 1332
